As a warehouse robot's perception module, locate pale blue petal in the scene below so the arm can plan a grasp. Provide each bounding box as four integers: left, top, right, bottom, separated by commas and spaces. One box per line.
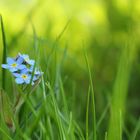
25, 79, 30, 84
29, 66, 34, 72
35, 71, 41, 75
33, 76, 38, 81
17, 57, 24, 64
9, 68, 18, 72
22, 54, 29, 59
21, 68, 28, 73
29, 60, 35, 65
13, 73, 20, 77
27, 74, 31, 78
15, 78, 24, 84
7, 57, 15, 64
1, 64, 9, 69
18, 65, 26, 70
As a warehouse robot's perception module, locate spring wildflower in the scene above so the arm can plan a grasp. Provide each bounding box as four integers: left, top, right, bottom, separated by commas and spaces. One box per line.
18, 53, 35, 65
1, 53, 43, 86
13, 68, 38, 85
13, 72, 31, 84
2, 57, 26, 72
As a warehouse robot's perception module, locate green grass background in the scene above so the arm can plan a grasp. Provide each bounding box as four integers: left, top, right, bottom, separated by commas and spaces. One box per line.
0, 0, 140, 139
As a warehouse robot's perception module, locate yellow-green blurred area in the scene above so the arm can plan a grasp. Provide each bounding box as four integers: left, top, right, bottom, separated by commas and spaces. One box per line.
0, 0, 140, 134
0, 0, 140, 70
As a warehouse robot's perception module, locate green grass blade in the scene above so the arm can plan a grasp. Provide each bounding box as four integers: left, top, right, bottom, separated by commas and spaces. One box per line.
59, 77, 69, 116
0, 127, 13, 140
131, 117, 140, 140
84, 48, 97, 140
29, 23, 38, 86
46, 82, 66, 140
97, 102, 109, 130
0, 15, 7, 90
73, 121, 85, 140
105, 132, 108, 140
108, 44, 137, 140
47, 117, 54, 140
67, 111, 73, 134
86, 86, 90, 140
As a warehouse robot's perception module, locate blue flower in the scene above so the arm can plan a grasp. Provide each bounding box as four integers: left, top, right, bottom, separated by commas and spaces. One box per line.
18, 53, 35, 66
1, 53, 43, 86
1, 57, 26, 72
13, 69, 39, 85
13, 69, 31, 84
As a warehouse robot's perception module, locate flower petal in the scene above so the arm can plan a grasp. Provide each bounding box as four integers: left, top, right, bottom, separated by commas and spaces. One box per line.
13, 73, 20, 77
18, 65, 26, 70
29, 60, 35, 65
25, 79, 30, 84
15, 78, 24, 84
7, 57, 15, 64
33, 76, 38, 81
17, 56, 24, 64
21, 68, 28, 73
29, 66, 34, 72
1, 64, 9, 69
9, 68, 18, 72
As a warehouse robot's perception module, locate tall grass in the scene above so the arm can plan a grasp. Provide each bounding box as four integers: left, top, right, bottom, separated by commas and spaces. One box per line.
108, 45, 136, 140
0, 15, 140, 140
0, 15, 7, 90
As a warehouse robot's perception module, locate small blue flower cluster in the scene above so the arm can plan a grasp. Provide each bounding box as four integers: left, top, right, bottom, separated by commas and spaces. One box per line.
1, 53, 43, 85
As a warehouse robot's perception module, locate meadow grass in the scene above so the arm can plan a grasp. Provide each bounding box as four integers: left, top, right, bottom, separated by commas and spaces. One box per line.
0, 15, 140, 140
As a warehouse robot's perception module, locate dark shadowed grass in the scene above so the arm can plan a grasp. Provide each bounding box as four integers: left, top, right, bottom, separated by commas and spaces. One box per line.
131, 117, 140, 140
86, 86, 90, 140
0, 15, 7, 91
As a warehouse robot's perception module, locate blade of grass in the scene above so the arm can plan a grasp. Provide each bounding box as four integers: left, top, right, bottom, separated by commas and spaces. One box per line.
14, 86, 47, 137
73, 121, 85, 140
0, 127, 13, 140
108, 44, 136, 140
131, 117, 140, 140
27, 104, 46, 136
105, 132, 108, 140
57, 109, 85, 140
0, 15, 7, 90
59, 77, 69, 116
97, 102, 109, 130
47, 117, 54, 140
84, 47, 97, 140
46, 82, 66, 140
86, 86, 90, 140
123, 125, 131, 139
67, 111, 73, 134
29, 23, 38, 86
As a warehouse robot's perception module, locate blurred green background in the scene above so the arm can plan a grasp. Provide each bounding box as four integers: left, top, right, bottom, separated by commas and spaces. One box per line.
0, 0, 140, 139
